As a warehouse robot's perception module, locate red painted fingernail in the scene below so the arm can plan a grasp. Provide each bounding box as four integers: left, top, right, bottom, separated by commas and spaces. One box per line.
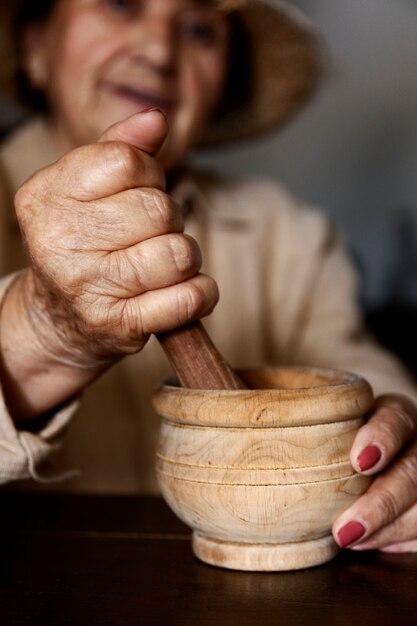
337, 521, 366, 548
357, 445, 382, 471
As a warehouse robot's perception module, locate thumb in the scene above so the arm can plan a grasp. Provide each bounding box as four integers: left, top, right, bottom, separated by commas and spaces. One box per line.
99, 109, 168, 156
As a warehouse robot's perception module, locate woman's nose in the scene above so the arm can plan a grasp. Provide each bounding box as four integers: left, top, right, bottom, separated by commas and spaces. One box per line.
131, 19, 177, 75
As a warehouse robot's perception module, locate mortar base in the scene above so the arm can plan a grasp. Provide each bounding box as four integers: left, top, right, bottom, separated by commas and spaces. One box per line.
192, 532, 339, 572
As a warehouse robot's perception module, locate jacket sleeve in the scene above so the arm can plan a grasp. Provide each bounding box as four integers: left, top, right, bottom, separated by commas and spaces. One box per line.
286, 211, 417, 403
0, 273, 79, 485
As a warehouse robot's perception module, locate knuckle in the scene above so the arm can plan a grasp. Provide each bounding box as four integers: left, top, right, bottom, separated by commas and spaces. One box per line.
391, 406, 416, 436
14, 179, 39, 225
369, 404, 417, 453
141, 189, 182, 230
399, 450, 417, 486
104, 141, 139, 179
119, 300, 143, 344
118, 250, 147, 292
377, 419, 404, 451
15, 168, 73, 245
177, 282, 207, 322
101, 143, 164, 189
377, 395, 417, 434
374, 489, 401, 522
142, 188, 169, 220
168, 234, 201, 274
206, 275, 220, 305
399, 409, 417, 435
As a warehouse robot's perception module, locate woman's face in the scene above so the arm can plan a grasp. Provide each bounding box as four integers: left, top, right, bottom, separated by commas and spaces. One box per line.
25, 0, 230, 170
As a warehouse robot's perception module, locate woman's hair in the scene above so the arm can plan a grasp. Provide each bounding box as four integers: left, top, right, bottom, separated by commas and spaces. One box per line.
14, 0, 56, 112
14, 0, 252, 120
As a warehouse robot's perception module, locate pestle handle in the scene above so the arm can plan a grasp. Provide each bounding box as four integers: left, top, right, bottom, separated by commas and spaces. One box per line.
157, 321, 246, 390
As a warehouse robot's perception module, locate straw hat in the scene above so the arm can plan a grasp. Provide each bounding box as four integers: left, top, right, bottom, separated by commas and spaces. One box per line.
0, 0, 323, 145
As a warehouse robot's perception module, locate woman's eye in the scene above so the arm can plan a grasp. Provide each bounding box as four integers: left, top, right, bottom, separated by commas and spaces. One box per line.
181, 19, 222, 45
103, 0, 139, 17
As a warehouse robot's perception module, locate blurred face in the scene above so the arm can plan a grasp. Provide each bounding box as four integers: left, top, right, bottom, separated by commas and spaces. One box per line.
25, 0, 230, 170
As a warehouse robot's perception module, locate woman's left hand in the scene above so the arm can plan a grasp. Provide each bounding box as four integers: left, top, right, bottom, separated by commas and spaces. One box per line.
332, 394, 417, 553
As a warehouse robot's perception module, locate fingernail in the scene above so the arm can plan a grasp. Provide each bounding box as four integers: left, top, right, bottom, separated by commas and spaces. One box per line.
337, 521, 366, 548
140, 107, 167, 120
357, 445, 382, 471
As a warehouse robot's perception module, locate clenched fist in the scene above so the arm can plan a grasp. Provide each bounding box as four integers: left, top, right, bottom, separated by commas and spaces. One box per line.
0, 110, 218, 420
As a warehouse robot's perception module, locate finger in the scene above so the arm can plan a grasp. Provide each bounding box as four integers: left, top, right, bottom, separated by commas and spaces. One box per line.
350, 395, 417, 474
99, 109, 168, 156
350, 501, 417, 551
75, 189, 184, 251
95, 234, 202, 298
379, 540, 417, 554
45, 109, 168, 203
65, 143, 165, 201
333, 439, 417, 548
16, 111, 168, 218
22, 142, 166, 211
124, 272, 219, 336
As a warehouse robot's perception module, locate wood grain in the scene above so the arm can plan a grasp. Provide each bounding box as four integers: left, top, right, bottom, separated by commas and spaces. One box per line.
153, 366, 374, 571
157, 321, 246, 389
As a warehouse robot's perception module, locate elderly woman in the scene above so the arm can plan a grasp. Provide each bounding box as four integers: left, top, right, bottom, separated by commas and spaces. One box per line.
0, 0, 416, 554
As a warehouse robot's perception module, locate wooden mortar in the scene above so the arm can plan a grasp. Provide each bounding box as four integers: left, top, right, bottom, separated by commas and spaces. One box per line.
152, 364, 374, 572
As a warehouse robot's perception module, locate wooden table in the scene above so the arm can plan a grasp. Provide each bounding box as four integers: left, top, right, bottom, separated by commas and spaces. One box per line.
1, 493, 417, 625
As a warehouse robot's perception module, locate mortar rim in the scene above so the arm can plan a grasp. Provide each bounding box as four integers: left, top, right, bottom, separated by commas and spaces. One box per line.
152, 365, 374, 428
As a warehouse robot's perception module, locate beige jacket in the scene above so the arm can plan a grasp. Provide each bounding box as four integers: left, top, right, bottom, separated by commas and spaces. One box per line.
1, 119, 415, 493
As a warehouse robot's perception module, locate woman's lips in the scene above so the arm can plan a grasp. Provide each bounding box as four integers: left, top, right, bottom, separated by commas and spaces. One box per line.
103, 82, 173, 114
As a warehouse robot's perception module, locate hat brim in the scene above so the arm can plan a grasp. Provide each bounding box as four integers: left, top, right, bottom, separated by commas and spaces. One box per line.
204, 0, 323, 145
0, 0, 323, 145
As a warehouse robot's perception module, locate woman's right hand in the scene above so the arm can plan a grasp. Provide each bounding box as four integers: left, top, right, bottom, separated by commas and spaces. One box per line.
0, 110, 218, 420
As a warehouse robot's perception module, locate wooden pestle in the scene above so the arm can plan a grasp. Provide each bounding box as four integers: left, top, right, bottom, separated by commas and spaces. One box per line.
157, 321, 246, 390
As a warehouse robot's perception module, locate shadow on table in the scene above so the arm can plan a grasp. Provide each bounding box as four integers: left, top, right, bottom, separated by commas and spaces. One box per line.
177, 549, 417, 626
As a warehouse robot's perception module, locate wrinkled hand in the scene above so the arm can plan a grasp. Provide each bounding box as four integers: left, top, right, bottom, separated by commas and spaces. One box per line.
14, 110, 218, 370
332, 394, 417, 553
